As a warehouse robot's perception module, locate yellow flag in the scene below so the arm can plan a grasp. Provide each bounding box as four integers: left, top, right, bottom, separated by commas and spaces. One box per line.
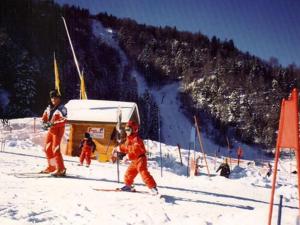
79, 72, 88, 99
54, 53, 61, 95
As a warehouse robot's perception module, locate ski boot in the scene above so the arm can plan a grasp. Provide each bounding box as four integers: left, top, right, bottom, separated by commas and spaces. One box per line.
40, 166, 56, 174
118, 185, 135, 192
150, 187, 159, 195
51, 168, 66, 177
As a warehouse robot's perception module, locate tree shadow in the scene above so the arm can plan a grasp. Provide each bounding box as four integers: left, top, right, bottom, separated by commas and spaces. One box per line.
157, 184, 298, 210
160, 194, 254, 210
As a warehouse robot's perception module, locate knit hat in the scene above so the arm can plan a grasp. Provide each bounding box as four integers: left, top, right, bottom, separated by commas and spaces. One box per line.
49, 90, 61, 98
84, 132, 91, 138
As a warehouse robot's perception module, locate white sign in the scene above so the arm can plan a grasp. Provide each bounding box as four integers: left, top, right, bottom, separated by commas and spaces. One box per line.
88, 127, 105, 139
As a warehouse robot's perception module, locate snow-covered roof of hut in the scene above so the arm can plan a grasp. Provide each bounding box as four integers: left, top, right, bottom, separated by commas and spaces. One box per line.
65, 99, 140, 124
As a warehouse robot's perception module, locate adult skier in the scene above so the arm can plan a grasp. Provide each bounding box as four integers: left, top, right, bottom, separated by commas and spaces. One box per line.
115, 120, 158, 195
78, 132, 96, 167
41, 90, 67, 176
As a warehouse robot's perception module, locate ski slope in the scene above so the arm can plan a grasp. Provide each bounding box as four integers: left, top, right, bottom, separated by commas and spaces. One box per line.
92, 19, 263, 161
0, 118, 298, 225
92, 19, 193, 149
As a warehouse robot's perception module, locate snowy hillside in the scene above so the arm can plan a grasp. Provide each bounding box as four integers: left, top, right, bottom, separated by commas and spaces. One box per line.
91, 19, 267, 161
92, 20, 193, 148
0, 118, 298, 225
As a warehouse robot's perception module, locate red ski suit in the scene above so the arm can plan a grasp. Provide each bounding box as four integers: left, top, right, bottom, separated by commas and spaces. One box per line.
79, 138, 96, 166
119, 133, 156, 189
42, 104, 67, 172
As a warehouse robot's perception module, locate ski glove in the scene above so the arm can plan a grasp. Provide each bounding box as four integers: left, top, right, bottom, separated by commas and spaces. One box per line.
117, 152, 126, 160
42, 122, 54, 130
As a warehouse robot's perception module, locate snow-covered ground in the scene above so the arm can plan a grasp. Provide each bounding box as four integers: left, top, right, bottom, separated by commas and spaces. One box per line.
0, 118, 298, 225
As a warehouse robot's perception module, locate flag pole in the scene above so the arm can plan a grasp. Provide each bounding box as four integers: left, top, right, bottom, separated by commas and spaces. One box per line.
61, 17, 82, 80
194, 115, 210, 176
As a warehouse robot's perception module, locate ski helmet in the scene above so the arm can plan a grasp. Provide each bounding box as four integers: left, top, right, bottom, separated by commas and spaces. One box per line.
126, 120, 139, 134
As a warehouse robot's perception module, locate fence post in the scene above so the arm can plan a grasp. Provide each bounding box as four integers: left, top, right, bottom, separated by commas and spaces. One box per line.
177, 144, 183, 166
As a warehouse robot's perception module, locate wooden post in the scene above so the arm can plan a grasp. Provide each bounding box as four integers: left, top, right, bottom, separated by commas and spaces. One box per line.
187, 143, 191, 177
158, 108, 163, 177
226, 137, 232, 169
194, 115, 210, 176
177, 144, 183, 166
33, 117, 36, 133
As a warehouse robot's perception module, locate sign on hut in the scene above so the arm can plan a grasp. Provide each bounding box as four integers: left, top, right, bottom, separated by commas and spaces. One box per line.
62, 99, 140, 162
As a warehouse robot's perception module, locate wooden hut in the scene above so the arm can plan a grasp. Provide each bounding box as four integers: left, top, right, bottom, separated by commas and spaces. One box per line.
62, 99, 140, 162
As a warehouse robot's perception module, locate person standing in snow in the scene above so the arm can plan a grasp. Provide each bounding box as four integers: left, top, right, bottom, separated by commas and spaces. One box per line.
266, 162, 272, 177
114, 120, 158, 194
236, 146, 243, 166
78, 132, 96, 167
41, 90, 67, 176
216, 158, 231, 178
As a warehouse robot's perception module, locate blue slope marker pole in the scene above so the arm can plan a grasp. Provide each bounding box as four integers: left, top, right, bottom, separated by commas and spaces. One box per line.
277, 195, 283, 225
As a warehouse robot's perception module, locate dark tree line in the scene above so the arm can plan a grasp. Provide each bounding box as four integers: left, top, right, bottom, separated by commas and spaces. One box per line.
0, 1, 159, 140
0, 0, 121, 118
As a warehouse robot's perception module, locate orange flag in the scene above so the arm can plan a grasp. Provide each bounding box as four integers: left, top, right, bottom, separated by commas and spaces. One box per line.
276, 88, 299, 150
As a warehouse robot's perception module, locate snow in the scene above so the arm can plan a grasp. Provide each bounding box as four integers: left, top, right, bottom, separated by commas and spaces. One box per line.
65, 99, 140, 124
92, 20, 128, 69
0, 118, 299, 225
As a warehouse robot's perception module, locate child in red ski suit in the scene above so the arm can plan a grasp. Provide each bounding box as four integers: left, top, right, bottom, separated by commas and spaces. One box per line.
41, 90, 67, 176
79, 132, 96, 167
117, 120, 158, 194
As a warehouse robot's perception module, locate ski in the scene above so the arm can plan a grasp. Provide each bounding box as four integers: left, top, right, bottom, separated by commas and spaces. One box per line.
9, 172, 52, 178
93, 188, 163, 198
93, 188, 148, 194
7, 172, 80, 179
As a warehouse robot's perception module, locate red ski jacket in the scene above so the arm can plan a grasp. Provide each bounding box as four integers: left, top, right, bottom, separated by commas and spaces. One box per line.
42, 104, 67, 132
119, 133, 146, 160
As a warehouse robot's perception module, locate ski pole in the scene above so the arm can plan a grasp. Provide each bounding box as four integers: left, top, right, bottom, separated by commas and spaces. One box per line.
117, 154, 120, 183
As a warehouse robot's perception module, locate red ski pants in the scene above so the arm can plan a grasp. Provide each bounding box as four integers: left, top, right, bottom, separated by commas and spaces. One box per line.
79, 149, 92, 165
124, 156, 156, 189
44, 127, 65, 170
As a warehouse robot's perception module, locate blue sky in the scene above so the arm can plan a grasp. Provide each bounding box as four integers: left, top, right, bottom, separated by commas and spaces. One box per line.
56, 0, 300, 67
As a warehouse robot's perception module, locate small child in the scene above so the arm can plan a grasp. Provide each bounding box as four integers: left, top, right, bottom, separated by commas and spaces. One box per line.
78, 132, 96, 167
216, 158, 231, 178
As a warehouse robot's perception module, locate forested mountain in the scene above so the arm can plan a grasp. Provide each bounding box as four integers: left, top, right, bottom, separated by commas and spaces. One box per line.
0, 0, 158, 140
0, 0, 121, 117
96, 13, 300, 148
1, 0, 300, 148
